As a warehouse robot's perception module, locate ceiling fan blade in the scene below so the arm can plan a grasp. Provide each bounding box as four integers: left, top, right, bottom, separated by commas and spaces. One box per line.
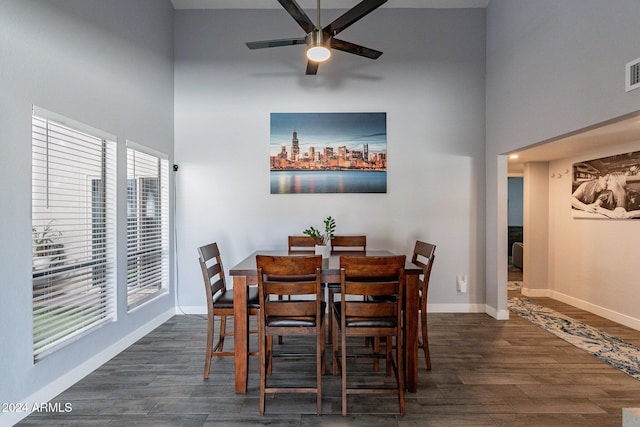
305, 61, 319, 75
330, 38, 383, 59
324, 0, 387, 37
246, 38, 306, 49
277, 0, 317, 34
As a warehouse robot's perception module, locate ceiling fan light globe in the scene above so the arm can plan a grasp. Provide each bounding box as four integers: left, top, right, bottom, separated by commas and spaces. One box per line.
306, 46, 331, 62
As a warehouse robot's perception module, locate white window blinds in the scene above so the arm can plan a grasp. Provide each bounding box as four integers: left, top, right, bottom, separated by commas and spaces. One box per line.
126, 144, 169, 310
32, 108, 116, 361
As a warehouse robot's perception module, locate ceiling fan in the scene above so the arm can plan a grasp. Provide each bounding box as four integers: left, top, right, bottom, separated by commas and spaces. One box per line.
246, 0, 387, 75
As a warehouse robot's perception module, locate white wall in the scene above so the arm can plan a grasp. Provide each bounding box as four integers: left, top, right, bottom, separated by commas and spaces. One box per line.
0, 1, 174, 424
486, 0, 640, 322
546, 140, 640, 329
522, 162, 549, 295
174, 8, 487, 314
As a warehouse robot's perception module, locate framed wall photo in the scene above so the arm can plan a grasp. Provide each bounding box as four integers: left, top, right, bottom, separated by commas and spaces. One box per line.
571, 150, 640, 219
269, 112, 387, 194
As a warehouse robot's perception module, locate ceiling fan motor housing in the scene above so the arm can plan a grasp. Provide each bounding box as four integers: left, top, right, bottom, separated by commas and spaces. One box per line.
305, 29, 327, 48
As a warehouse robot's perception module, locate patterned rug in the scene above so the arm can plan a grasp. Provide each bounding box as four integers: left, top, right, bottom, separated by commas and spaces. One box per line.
508, 297, 640, 381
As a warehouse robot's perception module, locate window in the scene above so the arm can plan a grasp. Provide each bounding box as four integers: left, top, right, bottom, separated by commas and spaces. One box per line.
32, 107, 116, 361
126, 143, 169, 310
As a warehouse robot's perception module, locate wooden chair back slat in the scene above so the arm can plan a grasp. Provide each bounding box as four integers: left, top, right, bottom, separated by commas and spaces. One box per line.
412, 241, 435, 273
258, 255, 320, 275
265, 301, 318, 317
344, 281, 400, 296
345, 302, 397, 317
331, 235, 366, 253
288, 235, 316, 253
340, 255, 401, 277
263, 281, 318, 296
198, 242, 227, 301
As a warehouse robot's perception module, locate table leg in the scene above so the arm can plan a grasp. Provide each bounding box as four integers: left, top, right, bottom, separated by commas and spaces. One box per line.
233, 275, 248, 394
404, 273, 419, 392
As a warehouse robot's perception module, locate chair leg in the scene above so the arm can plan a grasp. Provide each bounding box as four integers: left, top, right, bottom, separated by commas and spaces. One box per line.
332, 312, 339, 376
341, 325, 348, 416
385, 336, 393, 376
320, 321, 326, 376
327, 287, 335, 344
218, 314, 227, 352
267, 335, 273, 375
203, 313, 214, 379
259, 322, 266, 415
277, 295, 285, 345
421, 302, 432, 370
396, 334, 405, 416
316, 323, 323, 415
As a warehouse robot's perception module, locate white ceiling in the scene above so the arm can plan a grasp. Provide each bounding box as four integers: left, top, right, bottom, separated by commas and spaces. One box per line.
170, 0, 490, 9
507, 112, 640, 174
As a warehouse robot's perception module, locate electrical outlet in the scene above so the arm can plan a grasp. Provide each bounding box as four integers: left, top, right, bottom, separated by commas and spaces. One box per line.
456, 275, 468, 293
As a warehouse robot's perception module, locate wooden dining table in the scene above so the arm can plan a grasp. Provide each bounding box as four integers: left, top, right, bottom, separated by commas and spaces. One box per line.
229, 249, 423, 394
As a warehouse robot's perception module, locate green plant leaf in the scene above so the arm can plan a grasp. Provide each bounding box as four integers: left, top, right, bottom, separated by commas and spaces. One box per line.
304, 216, 337, 245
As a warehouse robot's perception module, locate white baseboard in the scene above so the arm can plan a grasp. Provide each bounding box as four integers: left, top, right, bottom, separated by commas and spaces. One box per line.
174, 305, 207, 315
1, 308, 174, 427
176, 303, 493, 320
550, 290, 640, 331
179, 303, 490, 315
519, 286, 640, 331
495, 310, 510, 320
427, 303, 487, 314
490, 307, 510, 320
521, 286, 551, 298
483, 304, 510, 320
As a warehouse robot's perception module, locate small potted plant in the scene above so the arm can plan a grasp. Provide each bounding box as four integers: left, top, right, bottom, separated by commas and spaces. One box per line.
303, 216, 336, 258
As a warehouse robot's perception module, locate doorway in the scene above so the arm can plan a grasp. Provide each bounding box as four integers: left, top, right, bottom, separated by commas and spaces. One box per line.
507, 177, 523, 286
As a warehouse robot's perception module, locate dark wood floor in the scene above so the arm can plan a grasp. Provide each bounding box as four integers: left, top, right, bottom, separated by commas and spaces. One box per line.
17, 294, 640, 426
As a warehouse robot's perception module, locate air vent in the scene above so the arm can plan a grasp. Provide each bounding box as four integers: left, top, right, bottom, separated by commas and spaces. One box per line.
626, 58, 640, 92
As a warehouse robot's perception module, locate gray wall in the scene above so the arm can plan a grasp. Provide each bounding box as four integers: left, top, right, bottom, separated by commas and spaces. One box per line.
173, 8, 487, 314
486, 0, 640, 320
0, 0, 175, 420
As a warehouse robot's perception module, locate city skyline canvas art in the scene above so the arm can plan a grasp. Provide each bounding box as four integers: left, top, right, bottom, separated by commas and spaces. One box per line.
270, 112, 387, 194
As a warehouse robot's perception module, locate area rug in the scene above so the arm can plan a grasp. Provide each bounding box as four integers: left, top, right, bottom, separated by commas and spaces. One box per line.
508, 297, 640, 381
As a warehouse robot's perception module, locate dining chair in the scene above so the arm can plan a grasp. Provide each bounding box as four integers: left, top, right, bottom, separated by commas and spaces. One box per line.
197, 242, 259, 380
327, 235, 366, 343
256, 254, 325, 416
412, 240, 436, 370
332, 255, 406, 417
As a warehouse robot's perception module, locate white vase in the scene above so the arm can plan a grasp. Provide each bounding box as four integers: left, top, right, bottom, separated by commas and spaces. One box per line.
33, 256, 53, 271
315, 244, 331, 259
